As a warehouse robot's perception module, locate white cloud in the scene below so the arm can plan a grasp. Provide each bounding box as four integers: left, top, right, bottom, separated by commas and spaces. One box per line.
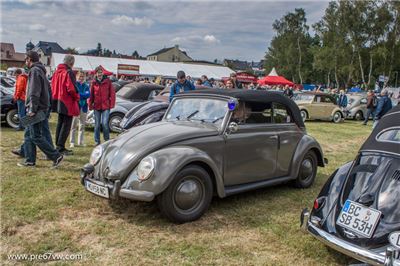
29, 24, 46, 32
203, 35, 220, 44
111, 15, 154, 27
171, 35, 220, 45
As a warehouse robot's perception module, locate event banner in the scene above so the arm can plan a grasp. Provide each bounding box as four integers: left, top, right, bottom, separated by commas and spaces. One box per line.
117, 64, 140, 76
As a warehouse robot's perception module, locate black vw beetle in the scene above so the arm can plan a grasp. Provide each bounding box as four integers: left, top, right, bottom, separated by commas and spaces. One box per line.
301, 105, 400, 266
81, 89, 326, 223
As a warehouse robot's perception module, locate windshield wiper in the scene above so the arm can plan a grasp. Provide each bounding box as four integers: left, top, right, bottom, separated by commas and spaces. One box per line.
212, 116, 224, 123
186, 110, 199, 120
175, 115, 181, 120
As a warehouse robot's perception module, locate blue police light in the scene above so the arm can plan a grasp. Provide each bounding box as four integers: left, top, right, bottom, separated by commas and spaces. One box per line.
228, 99, 237, 111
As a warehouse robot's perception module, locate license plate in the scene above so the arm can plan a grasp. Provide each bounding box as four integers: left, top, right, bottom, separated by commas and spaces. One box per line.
85, 180, 109, 198
337, 200, 381, 238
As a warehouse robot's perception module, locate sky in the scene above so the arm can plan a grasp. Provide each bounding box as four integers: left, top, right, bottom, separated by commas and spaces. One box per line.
0, 0, 330, 62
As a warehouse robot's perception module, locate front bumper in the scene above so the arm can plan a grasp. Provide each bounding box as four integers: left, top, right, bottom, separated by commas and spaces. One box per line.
80, 164, 155, 202
300, 209, 400, 266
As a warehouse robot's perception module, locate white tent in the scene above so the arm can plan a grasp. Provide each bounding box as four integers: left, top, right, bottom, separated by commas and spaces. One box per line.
51, 53, 234, 80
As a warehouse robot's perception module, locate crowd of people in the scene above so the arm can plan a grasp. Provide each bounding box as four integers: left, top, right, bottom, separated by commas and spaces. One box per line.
10, 52, 396, 168
11, 52, 115, 168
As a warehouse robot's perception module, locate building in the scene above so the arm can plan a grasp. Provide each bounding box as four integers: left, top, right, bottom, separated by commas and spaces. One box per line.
146, 45, 192, 62
32, 41, 65, 66
52, 53, 233, 80
0, 43, 25, 68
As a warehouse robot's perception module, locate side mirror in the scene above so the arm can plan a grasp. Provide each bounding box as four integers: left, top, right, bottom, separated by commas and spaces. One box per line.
227, 122, 239, 134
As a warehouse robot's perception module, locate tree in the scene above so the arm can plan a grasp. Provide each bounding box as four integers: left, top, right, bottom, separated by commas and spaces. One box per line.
265, 8, 313, 84
96, 43, 102, 56
65, 47, 78, 54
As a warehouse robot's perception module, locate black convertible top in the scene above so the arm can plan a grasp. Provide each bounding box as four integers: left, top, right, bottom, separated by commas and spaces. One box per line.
182, 89, 305, 128
360, 104, 400, 154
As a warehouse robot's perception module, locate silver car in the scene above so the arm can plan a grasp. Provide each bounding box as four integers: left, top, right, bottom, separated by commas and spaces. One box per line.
345, 94, 368, 120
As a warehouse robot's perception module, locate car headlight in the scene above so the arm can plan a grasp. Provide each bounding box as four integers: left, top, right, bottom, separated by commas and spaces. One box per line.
137, 156, 155, 182
89, 145, 103, 165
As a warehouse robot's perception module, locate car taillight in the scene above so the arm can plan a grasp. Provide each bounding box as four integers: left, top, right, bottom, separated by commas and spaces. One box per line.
313, 197, 326, 211
313, 199, 319, 210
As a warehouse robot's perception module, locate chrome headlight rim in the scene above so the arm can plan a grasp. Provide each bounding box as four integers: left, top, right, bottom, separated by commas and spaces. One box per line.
137, 156, 155, 182
89, 145, 103, 165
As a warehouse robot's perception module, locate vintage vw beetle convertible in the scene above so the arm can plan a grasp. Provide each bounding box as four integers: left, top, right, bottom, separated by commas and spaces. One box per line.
301, 105, 400, 265
81, 89, 326, 223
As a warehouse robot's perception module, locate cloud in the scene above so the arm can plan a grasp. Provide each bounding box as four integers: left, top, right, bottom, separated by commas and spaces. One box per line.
204, 35, 220, 44
171, 35, 220, 45
111, 15, 154, 27
29, 24, 46, 32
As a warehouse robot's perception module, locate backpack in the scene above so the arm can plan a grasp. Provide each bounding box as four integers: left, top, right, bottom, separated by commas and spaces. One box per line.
372, 96, 378, 107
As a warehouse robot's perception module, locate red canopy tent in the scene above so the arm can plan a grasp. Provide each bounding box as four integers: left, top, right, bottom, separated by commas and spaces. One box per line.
257, 68, 294, 86
88, 65, 113, 76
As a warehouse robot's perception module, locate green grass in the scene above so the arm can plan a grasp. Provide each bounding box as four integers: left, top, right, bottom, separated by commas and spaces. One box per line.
0, 118, 373, 265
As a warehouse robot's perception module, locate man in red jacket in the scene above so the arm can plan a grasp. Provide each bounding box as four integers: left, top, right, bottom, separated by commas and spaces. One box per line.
13, 69, 28, 130
89, 66, 116, 145
51, 54, 80, 155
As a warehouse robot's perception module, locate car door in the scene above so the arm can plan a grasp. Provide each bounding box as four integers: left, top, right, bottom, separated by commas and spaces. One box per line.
272, 103, 303, 177
224, 104, 278, 186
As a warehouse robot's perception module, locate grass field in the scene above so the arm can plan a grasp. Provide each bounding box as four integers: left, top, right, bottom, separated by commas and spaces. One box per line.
1, 118, 373, 265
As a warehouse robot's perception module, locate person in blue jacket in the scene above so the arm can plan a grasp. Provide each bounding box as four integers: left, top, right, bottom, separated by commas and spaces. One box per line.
169, 71, 195, 102
69, 71, 90, 147
337, 89, 348, 108
373, 89, 393, 128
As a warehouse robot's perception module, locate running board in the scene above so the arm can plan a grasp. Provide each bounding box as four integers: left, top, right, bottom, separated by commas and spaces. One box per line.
224, 176, 294, 197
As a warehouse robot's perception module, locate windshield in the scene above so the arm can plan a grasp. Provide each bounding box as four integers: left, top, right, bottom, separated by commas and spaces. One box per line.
165, 97, 228, 127
293, 94, 314, 102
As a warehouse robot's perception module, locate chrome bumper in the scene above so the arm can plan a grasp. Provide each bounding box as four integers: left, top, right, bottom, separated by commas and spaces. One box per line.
80, 165, 155, 202
300, 209, 400, 266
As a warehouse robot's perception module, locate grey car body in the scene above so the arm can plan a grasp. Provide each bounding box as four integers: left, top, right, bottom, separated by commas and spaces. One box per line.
345, 94, 368, 120
81, 89, 326, 223
86, 82, 163, 132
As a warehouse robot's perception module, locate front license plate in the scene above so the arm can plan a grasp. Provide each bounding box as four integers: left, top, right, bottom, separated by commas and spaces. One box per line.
85, 180, 109, 198
337, 200, 381, 238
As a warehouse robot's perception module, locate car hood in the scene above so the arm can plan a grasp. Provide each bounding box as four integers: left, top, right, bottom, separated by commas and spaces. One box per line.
315, 152, 400, 248
98, 121, 219, 181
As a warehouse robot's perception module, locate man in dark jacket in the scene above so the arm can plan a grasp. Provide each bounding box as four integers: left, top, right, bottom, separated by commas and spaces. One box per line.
230, 73, 243, 89
283, 85, 294, 98
18, 51, 63, 168
169, 71, 195, 102
363, 90, 376, 125
373, 89, 393, 128
51, 54, 80, 155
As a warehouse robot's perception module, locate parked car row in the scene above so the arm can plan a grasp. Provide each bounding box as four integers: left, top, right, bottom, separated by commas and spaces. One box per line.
0, 85, 19, 129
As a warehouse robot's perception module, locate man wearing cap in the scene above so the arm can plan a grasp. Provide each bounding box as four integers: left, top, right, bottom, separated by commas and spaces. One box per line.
169, 71, 196, 102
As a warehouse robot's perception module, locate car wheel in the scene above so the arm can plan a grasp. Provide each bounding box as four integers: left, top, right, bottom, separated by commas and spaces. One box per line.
108, 113, 124, 133
354, 111, 363, 121
157, 165, 213, 223
300, 110, 308, 122
6, 109, 19, 129
332, 111, 342, 123
294, 151, 317, 188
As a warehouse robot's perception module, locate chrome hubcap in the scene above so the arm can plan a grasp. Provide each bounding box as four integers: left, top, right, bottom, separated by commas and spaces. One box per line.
174, 177, 203, 211
300, 158, 313, 181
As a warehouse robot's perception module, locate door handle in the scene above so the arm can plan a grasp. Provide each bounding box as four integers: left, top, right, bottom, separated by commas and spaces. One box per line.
269, 135, 280, 149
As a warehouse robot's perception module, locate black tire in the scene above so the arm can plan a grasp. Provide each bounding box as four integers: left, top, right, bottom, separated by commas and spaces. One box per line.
108, 113, 124, 133
300, 110, 308, 122
354, 111, 363, 121
157, 165, 213, 223
332, 111, 342, 123
294, 151, 317, 188
6, 109, 19, 129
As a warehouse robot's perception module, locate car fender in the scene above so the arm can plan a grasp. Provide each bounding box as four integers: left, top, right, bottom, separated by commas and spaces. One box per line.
290, 135, 326, 178
330, 107, 345, 118
299, 106, 310, 118
122, 146, 225, 198
110, 105, 128, 116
